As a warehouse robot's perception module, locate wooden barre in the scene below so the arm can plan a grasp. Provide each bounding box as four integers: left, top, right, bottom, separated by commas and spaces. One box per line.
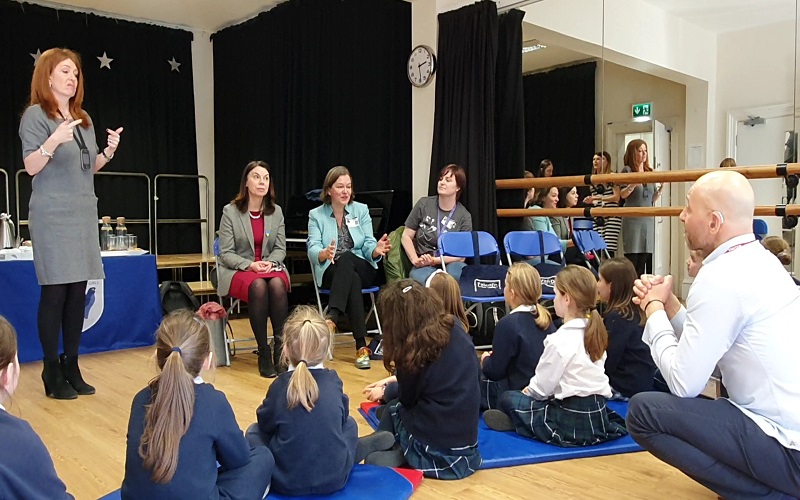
495, 163, 800, 190
497, 205, 800, 218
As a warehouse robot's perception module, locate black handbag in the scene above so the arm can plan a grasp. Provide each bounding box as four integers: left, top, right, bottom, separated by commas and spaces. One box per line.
458, 232, 507, 298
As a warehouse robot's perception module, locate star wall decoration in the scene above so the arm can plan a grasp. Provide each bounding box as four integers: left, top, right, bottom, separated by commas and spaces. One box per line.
97, 52, 113, 70
30, 48, 42, 65
167, 57, 181, 73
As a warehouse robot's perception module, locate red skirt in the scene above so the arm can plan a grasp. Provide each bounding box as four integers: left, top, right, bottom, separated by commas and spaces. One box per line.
228, 269, 290, 302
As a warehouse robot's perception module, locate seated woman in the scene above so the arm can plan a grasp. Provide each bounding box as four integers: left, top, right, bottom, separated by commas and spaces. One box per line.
362, 280, 481, 479
480, 263, 554, 410
402, 164, 472, 284
551, 186, 588, 265
538, 159, 554, 178
525, 186, 570, 260
217, 161, 289, 378
308, 166, 391, 370
597, 258, 656, 398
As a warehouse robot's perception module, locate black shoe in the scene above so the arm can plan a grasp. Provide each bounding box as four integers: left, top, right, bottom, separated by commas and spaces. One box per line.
60, 354, 96, 395
272, 337, 287, 375
42, 359, 78, 400
258, 348, 277, 378
483, 409, 514, 432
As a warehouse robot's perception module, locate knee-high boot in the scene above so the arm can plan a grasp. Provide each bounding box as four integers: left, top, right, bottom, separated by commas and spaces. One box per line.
42, 358, 78, 400
60, 354, 96, 395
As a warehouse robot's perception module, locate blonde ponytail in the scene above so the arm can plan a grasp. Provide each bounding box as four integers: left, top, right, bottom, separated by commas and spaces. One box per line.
282, 306, 330, 412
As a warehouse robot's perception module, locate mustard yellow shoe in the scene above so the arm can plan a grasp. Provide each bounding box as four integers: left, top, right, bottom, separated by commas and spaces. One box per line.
355, 347, 372, 370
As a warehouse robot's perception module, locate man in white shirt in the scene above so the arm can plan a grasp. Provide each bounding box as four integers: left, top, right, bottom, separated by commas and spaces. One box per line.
628, 170, 800, 499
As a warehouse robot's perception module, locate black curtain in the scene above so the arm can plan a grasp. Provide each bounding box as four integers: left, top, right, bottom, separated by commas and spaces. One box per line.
430, 1, 499, 235
0, 0, 199, 255
523, 62, 596, 179
494, 10, 526, 237
212, 0, 411, 228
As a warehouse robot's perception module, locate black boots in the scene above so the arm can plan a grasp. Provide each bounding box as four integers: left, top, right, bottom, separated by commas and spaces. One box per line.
257, 347, 277, 378
41, 358, 77, 400
60, 354, 96, 395
273, 336, 287, 375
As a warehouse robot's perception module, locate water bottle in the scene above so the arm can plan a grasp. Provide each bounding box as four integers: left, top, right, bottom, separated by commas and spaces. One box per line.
115, 217, 128, 239
100, 216, 113, 251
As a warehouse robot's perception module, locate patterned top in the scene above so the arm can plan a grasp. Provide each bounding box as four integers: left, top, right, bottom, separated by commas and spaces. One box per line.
332, 209, 355, 260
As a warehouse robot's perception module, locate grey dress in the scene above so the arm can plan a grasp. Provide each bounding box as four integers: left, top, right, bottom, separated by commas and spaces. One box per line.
19, 105, 104, 285
620, 166, 655, 254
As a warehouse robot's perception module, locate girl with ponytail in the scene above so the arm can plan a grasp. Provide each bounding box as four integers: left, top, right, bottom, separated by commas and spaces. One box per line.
0, 316, 73, 499
480, 263, 555, 410
122, 310, 273, 500
246, 306, 394, 496
483, 266, 628, 447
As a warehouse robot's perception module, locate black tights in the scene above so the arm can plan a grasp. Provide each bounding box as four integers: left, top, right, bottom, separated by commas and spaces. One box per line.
247, 278, 288, 350
38, 281, 87, 361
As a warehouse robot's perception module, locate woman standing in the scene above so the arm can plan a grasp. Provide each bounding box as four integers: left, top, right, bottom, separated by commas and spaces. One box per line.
538, 159, 554, 178
217, 161, 289, 378
402, 164, 472, 284
18, 48, 123, 400
584, 151, 622, 255
307, 166, 391, 369
619, 140, 662, 276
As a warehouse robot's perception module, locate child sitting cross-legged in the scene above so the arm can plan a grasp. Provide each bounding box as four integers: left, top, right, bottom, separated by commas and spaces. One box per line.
483, 265, 628, 446
246, 306, 394, 496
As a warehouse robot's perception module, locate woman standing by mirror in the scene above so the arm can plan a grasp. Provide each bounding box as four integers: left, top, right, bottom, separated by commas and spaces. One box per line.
584, 151, 622, 256
619, 140, 662, 276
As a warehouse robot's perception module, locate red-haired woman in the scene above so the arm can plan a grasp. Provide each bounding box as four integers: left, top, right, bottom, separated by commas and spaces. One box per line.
18, 48, 124, 400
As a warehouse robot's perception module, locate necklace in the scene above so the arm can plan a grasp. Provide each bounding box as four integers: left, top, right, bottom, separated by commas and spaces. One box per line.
248, 211, 262, 220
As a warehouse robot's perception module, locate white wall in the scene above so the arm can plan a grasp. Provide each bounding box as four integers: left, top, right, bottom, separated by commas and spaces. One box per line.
191, 30, 215, 254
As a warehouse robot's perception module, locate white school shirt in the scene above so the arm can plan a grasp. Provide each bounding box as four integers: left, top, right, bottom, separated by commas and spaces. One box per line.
644, 233, 800, 451
523, 318, 612, 400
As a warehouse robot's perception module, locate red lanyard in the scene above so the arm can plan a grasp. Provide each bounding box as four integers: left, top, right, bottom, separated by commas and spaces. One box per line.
724, 239, 756, 254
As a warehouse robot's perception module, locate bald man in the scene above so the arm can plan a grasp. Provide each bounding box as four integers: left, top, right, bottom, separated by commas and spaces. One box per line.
627, 171, 800, 499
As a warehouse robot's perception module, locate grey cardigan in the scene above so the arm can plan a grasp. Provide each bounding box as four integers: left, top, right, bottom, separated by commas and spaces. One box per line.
216, 203, 287, 296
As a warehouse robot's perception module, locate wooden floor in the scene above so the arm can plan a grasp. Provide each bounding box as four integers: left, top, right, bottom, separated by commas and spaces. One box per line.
11, 318, 715, 499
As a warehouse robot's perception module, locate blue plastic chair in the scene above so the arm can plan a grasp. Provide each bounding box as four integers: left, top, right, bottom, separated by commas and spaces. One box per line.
309, 257, 382, 359
572, 218, 594, 231
503, 231, 565, 300
588, 230, 612, 260
753, 219, 768, 240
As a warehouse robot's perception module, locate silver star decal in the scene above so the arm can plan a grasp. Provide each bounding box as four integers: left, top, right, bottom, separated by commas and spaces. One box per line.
167, 57, 181, 73
97, 52, 113, 70
30, 49, 42, 65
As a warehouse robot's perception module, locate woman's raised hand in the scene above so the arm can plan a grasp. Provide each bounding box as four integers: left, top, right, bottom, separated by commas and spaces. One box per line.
51, 119, 82, 145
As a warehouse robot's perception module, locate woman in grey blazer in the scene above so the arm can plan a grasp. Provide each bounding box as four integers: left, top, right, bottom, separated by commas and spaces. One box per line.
217, 161, 289, 378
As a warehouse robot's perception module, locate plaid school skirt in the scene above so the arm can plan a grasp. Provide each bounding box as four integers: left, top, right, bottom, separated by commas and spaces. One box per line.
480, 377, 509, 411
500, 391, 627, 447
387, 401, 482, 480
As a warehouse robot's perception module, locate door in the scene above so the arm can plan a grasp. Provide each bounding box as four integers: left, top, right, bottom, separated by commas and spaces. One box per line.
652, 120, 671, 277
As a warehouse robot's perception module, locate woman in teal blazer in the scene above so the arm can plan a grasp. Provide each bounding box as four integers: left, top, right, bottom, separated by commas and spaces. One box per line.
307, 166, 391, 369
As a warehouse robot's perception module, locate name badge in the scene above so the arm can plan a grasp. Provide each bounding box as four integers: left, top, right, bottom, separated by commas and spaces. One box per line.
346, 217, 360, 228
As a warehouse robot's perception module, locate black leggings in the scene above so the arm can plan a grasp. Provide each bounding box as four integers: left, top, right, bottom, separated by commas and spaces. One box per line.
38, 281, 87, 361
247, 277, 288, 351
321, 251, 376, 341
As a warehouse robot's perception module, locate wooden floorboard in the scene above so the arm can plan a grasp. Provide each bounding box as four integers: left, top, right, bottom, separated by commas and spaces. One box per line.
9, 318, 715, 499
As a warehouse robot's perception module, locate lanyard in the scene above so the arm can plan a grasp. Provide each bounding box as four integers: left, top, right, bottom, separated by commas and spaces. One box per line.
58, 111, 88, 150
724, 239, 756, 254
437, 205, 457, 236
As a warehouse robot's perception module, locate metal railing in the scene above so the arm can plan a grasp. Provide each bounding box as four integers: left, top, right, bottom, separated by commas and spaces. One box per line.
153, 174, 211, 256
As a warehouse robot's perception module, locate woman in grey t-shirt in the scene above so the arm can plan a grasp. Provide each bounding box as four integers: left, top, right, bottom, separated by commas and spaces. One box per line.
401, 164, 472, 284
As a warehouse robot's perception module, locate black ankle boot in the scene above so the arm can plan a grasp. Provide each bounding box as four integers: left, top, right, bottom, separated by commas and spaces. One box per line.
60, 354, 96, 395
42, 359, 78, 400
258, 348, 277, 378
272, 337, 286, 374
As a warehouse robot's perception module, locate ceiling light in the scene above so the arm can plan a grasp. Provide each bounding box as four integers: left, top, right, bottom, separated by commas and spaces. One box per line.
522, 40, 547, 54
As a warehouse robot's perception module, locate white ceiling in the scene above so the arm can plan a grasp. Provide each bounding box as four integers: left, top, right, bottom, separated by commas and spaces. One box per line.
22, 0, 799, 36
640, 0, 795, 33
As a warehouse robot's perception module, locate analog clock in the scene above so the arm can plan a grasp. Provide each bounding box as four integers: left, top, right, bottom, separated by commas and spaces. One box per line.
407, 45, 436, 88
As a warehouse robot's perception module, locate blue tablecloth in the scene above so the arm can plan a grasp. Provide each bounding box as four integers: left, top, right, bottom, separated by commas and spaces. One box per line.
0, 255, 162, 363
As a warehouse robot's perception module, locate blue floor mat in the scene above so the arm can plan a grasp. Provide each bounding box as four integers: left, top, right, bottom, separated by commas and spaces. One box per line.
98, 464, 422, 500
358, 400, 642, 469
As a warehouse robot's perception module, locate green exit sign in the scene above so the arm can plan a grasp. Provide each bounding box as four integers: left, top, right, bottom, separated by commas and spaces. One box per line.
632, 102, 652, 118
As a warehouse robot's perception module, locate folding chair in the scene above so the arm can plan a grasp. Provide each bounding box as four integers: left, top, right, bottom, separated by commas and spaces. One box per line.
572, 218, 594, 232
309, 257, 383, 360
503, 231, 564, 300
571, 230, 602, 274
213, 238, 261, 367
589, 230, 612, 260
438, 231, 506, 349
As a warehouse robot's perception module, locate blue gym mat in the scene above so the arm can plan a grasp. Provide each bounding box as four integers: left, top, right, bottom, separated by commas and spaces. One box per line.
358, 400, 642, 469
97, 464, 423, 500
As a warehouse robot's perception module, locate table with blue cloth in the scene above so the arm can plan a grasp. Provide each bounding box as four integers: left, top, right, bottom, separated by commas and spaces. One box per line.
0, 254, 162, 363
